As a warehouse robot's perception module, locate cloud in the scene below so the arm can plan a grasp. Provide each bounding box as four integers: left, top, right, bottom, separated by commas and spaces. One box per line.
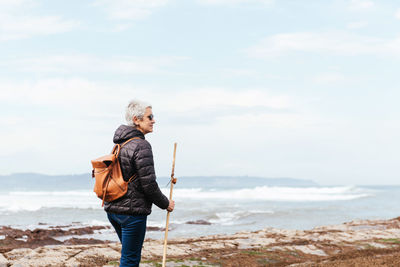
0, 0, 36, 10
0, 79, 297, 132
0, 77, 322, 176
197, 0, 273, 6
395, 9, 400, 19
246, 31, 400, 58
0, 0, 80, 41
149, 88, 309, 129
93, 0, 168, 20
312, 73, 346, 84
111, 23, 133, 32
0, 15, 80, 41
0, 78, 115, 108
214, 111, 315, 131
161, 88, 291, 113
348, 0, 374, 10
346, 21, 368, 29
0, 79, 292, 117
0, 77, 299, 141
1, 54, 188, 75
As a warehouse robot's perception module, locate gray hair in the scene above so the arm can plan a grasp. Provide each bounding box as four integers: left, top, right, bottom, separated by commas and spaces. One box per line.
125, 99, 152, 126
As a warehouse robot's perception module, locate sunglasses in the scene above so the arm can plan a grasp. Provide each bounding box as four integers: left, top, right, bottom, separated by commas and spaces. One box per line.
147, 114, 154, 121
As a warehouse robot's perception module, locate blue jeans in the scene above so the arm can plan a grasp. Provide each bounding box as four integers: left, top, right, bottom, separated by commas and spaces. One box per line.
107, 213, 147, 267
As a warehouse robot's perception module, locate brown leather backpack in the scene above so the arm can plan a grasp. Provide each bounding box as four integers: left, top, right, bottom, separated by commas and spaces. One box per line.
91, 137, 140, 206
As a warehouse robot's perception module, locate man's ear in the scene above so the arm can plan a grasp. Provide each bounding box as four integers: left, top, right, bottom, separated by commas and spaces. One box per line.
132, 116, 140, 126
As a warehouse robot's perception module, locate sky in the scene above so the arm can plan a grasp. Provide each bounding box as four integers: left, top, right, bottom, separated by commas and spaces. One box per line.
0, 0, 399, 185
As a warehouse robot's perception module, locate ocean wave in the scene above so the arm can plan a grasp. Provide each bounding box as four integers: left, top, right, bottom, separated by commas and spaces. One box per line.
85, 220, 110, 227
164, 186, 372, 201
147, 221, 167, 228
208, 210, 266, 225
0, 191, 101, 212
8, 191, 93, 196
0, 186, 373, 213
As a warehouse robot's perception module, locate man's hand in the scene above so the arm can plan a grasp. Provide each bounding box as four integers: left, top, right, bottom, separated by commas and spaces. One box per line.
167, 200, 175, 212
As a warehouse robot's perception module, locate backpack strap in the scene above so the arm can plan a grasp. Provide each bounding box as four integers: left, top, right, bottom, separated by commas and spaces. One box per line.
111, 137, 141, 156
111, 144, 121, 156
127, 174, 137, 183
121, 137, 141, 148
102, 177, 112, 207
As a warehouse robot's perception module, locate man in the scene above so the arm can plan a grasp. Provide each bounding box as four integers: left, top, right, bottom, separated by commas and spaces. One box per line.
105, 99, 175, 267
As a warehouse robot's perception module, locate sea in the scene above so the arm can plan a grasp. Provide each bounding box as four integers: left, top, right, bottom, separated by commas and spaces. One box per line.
0, 174, 399, 242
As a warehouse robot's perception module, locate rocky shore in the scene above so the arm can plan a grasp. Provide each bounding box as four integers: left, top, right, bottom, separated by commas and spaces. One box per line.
1, 217, 400, 266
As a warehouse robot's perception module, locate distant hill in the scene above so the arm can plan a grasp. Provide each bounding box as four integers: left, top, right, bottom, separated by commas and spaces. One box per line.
0, 173, 318, 191
0, 173, 93, 191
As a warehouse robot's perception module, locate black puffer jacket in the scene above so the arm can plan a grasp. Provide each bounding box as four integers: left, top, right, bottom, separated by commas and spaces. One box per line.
104, 125, 169, 215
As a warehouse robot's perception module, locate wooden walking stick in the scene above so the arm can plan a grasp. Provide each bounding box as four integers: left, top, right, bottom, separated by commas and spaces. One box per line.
162, 143, 177, 267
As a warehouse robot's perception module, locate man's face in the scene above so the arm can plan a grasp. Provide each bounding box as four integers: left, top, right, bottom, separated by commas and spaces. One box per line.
135, 107, 155, 135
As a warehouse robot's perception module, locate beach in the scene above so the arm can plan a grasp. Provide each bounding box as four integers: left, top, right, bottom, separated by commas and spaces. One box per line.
2, 0, 399, 264
3, 175, 400, 241
1, 217, 400, 266
2, 175, 400, 266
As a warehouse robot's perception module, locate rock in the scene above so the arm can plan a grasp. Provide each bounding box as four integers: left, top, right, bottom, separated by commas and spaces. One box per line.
146, 226, 165, 231
0, 254, 8, 267
2, 217, 400, 266
10, 248, 71, 267
186, 220, 212, 225
0, 225, 110, 253
73, 246, 120, 261
367, 242, 389, 249
5, 248, 36, 261
65, 246, 120, 267
292, 245, 327, 256
63, 237, 106, 245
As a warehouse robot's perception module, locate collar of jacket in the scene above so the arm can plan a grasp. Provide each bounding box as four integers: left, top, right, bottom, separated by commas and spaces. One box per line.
113, 124, 145, 144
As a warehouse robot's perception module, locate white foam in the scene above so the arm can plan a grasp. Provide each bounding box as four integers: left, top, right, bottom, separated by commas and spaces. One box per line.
0, 190, 101, 212
147, 221, 166, 228
85, 220, 110, 226
167, 186, 371, 202
0, 186, 372, 214
248, 209, 274, 214
210, 211, 242, 225
205, 209, 274, 225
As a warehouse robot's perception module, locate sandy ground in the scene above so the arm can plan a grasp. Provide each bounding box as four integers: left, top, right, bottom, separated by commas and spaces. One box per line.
1, 217, 400, 266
